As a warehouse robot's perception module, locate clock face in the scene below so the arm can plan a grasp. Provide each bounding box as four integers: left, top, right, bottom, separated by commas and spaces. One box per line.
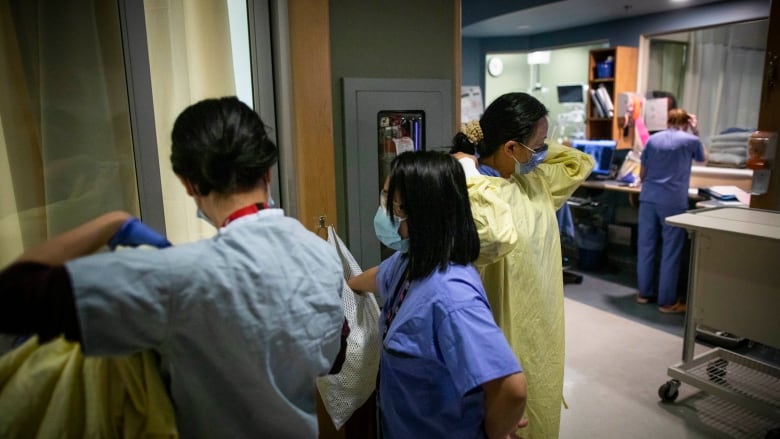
488, 57, 503, 77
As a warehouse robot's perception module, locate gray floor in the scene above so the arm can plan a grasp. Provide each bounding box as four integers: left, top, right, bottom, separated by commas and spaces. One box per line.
560, 274, 780, 438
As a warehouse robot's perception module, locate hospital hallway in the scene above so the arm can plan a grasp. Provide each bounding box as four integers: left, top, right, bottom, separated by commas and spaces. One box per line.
560, 271, 780, 438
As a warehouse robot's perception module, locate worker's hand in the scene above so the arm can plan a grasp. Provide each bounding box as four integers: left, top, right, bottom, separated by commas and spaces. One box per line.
505, 418, 529, 439
452, 152, 477, 165
688, 113, 699, 135
452, 152, 481, 178
107, 217, 171, 250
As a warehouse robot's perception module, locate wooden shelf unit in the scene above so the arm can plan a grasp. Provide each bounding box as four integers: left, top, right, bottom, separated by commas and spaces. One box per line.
586, 46, 638, 149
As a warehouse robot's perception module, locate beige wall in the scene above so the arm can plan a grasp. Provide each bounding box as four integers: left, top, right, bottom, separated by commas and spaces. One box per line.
485, 44, 606, 140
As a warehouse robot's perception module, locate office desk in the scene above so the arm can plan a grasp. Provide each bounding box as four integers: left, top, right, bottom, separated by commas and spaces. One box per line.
580, 179, 706, 201
571, 180, 702, 279
581, 166, 753, 199
580, 179, 640, 194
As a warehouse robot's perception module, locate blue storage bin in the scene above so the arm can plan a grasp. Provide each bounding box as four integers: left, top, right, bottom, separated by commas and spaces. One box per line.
595, 61, 614, 79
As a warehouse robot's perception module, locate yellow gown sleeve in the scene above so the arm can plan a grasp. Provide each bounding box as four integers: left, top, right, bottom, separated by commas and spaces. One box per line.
465, 176, 520, 267
535, 141, 595, 209
0, 336, 178, 438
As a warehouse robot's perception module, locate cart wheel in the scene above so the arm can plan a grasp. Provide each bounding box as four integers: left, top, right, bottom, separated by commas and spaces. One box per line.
658, 380, 679, 402
765, 428, 780, 439
706, 358, 728, 383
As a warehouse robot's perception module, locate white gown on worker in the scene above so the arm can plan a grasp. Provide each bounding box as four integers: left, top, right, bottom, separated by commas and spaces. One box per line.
463, 142, 593, 439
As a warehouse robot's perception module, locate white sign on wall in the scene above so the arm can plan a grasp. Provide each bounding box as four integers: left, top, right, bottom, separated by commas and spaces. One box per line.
461, 86, 484, 123
644, 98, 669, 132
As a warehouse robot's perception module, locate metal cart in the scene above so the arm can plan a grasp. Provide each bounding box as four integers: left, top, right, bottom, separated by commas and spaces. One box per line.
662, 207, 780, 436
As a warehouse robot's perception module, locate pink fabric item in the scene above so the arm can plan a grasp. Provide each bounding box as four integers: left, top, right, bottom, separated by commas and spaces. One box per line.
636, 117, 650, 146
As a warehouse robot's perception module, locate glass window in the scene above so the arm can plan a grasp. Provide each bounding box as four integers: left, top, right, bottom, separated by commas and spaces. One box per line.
143, 0, 253, 243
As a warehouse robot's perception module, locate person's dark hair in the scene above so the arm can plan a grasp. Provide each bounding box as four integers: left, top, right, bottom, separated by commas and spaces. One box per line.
386, 151, 479, 280
171, 96, 278, 196
451, 92, 548, 157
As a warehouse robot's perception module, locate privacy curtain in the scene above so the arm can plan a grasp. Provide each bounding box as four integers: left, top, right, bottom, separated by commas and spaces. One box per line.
681, 21, 767, 144
0, 0, 139, 267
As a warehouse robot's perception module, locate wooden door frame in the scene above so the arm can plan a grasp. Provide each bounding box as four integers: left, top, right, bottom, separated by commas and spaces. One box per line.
285, 0, 338, 233
750, 0, 780, 210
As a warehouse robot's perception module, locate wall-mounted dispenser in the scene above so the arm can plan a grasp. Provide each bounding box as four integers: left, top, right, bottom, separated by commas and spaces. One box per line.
747, 131, 777, 195
343, 78, 452, 267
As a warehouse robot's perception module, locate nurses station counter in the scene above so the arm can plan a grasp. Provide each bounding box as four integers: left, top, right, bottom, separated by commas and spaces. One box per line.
659, 207, 780, 428
579, 166, 753, 198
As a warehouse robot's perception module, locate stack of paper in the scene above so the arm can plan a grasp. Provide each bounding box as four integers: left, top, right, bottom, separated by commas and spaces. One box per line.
698, 185, 750, 204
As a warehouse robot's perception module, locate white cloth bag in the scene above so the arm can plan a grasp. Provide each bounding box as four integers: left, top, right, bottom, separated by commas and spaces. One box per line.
316, 226, 381, 429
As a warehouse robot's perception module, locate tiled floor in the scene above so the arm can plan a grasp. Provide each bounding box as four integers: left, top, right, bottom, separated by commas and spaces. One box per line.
561, 273, 780, 438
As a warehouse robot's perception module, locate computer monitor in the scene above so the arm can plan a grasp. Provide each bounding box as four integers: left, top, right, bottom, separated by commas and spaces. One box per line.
572, 139, 616, 177
557, 85, 584, 104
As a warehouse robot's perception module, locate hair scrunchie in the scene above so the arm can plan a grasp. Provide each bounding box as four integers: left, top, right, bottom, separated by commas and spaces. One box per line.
461, 120, 483, 144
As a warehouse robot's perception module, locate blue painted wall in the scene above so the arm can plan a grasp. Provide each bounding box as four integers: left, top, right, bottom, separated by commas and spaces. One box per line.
462, 0, 559, 26
464, 0, 770, 94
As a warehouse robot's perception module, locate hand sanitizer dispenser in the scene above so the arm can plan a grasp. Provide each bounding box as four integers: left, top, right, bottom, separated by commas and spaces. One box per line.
747, 131, 777, 195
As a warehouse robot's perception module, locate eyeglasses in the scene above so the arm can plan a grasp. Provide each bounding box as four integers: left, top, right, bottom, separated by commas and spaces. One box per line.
518, 142, 549, 154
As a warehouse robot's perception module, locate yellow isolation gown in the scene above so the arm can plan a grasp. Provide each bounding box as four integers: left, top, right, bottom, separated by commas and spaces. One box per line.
0, 336, 178, 438
466, 142, 593, 439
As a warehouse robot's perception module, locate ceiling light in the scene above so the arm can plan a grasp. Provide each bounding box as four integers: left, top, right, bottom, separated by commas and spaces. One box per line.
528, 51, 551, 65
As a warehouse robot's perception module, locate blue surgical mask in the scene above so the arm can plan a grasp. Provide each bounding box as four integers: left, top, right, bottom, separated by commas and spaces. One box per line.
196, 208, 215, 227
373, 206, 409, 253
513, 143, 548, 175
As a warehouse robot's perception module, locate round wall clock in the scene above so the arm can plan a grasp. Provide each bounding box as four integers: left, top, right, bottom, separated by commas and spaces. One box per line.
488, 57, 504, 77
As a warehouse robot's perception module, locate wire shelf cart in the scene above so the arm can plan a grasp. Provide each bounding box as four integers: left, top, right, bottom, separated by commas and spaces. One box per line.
663, 207, 780, 437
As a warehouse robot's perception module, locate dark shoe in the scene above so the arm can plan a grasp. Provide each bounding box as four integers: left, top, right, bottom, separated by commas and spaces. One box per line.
659, 302, 686, 314
636, 294, 656, 304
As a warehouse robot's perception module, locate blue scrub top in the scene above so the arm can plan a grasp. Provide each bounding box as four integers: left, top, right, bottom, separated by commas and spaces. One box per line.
478, 163, 501, 177
377, 252, 521, 439
641, 129, 705, 208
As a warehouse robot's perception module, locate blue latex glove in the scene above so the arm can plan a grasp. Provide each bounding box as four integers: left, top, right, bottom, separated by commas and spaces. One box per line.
108, 217, 172, 250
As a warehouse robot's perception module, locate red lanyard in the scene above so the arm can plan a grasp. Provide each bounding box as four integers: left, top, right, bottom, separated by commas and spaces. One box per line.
383, 271, 411, 340
221, 203, 266, 227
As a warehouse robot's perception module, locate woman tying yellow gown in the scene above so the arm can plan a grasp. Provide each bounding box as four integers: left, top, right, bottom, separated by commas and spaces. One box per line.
451, 92, 594, 439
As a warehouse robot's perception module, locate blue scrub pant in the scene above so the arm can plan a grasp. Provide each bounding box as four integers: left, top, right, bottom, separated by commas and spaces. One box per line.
636, 201, 687, 306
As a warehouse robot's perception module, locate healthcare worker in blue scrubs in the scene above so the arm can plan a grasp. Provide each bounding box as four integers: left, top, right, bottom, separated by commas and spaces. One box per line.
637, 108, 706, 313
0, 96, 345, 438
349, 151, 527, 439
